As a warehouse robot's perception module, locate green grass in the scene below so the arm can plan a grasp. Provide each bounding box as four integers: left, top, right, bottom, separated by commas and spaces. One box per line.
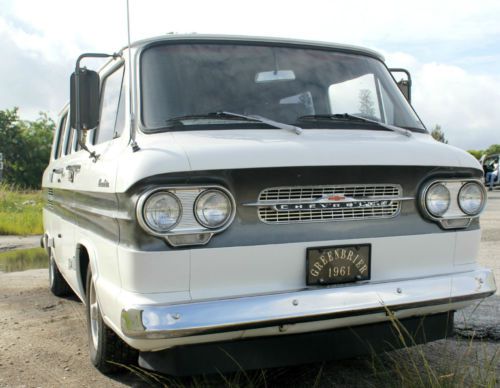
0, 183, 44, 235
111, 315, 499, 387
0, 247, 48, 272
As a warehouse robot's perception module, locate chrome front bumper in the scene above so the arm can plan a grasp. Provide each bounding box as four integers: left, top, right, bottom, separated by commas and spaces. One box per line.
121, 268, 496, 339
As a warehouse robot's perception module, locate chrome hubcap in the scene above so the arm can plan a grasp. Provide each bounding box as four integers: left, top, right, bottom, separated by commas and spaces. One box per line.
89, 279, 99, 349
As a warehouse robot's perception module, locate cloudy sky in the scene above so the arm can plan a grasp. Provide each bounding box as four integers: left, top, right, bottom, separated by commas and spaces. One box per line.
1, 0, 499, 150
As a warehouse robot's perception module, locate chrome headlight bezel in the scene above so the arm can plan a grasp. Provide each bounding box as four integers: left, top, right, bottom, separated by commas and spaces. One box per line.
424, 183, 451, 217
194, 189, 234, 229
136, 185, 236, 246
458, 182, 486, 216
420, 178, 487, 229
138, 191, 182, 235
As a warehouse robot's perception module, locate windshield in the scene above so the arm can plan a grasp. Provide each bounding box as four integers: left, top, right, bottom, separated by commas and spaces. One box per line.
140, 43, 425, 132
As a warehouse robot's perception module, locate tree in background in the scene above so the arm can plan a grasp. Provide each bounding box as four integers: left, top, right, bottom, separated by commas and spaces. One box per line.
359, 89, 375, 117
0, 108, 54, 189
431, 125, 448, 144
0, 108, 27, 185
467, 145, 500, 160
467, 150, 483, 160
486, 144, 500, 155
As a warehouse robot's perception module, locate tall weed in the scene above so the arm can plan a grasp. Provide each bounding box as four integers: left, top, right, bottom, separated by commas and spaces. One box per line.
0, 183, 43, 235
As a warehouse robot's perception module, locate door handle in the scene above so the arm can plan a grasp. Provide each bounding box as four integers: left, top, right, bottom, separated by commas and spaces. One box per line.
66, 165, 81, 172
51, 168, 64, 183
65, 165, 81, 183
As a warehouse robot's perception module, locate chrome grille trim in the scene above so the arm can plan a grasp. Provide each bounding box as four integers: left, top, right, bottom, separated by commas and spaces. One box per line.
252, 184, 407, 224
47, 187, 54, 210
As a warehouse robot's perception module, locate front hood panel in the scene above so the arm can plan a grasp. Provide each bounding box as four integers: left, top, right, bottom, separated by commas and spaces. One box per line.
117, 128, 481, 192
170, 129, 479, 171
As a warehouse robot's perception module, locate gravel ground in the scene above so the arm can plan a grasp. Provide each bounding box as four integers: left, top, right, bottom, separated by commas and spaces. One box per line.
0, 191, 498, 387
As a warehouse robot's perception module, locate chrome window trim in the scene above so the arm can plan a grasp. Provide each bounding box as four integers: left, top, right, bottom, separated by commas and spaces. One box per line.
419, 178, 486, 229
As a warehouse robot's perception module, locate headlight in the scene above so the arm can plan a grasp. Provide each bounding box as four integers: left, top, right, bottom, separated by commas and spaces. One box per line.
425, 183, 450, 217
143, 192, 181, 232
459, 182, 485, 215
195, 189, 233, 228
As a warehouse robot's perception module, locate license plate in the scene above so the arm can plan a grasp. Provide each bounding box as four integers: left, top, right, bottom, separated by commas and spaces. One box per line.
306, 244, 371, 285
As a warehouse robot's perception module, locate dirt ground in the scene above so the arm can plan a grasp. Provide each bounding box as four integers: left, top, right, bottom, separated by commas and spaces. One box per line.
0, 191, 499, 387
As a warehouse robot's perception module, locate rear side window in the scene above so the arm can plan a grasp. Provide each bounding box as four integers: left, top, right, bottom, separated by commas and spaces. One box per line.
55, 113, 68, 159
96, 66, 125, 144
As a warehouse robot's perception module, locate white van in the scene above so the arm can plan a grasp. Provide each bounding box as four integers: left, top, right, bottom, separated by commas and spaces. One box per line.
42, 35, 496, 375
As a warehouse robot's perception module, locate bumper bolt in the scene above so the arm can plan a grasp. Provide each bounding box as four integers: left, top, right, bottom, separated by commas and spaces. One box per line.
396, 288, 402, 294
292, 299, 299, 306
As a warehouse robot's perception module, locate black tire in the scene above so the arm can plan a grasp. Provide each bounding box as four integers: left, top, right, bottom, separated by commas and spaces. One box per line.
86, 264, 138, 374
49, 251, 72, 297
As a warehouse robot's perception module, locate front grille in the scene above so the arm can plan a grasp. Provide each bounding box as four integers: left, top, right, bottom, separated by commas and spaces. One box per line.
257, 184, 402, 224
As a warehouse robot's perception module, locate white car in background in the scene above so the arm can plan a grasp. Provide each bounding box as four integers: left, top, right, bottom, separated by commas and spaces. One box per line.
42, 35, 496, 375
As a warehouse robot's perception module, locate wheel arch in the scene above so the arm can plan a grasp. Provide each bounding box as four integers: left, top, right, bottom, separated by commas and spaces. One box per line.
75, 239, 99, 301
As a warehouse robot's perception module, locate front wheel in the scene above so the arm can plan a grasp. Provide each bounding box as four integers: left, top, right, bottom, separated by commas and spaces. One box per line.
86, 264, 138, 374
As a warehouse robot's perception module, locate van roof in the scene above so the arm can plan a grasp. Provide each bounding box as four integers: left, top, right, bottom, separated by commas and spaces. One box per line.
126, 34, 385, 62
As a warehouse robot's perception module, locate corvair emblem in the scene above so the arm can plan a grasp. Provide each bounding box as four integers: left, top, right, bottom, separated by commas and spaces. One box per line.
98, 178, 110, 188
274, 194, 391, 211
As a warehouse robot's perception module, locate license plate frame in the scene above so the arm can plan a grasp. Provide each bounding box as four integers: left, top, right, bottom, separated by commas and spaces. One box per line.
306, 244, 371, 286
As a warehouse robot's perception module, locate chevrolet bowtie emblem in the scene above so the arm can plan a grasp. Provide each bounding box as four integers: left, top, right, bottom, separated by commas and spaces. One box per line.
316, 194, 349, 202
326, 195, 346, 201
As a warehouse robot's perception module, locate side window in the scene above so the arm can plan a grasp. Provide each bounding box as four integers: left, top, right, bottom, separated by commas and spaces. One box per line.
66, 127, 75, 155
114, 88, 126, 138
379, 80, 396, 125
96, 66, 125, 144
55, 113, 68, 159
328, 74, 381, 121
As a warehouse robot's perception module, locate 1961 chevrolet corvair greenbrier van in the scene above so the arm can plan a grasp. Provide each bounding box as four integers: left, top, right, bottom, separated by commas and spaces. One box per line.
42, 34, 496, 375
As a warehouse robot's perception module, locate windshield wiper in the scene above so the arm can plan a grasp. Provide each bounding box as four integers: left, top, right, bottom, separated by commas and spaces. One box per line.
165, 111, 303, 135
298, 113, 412, 137
217, 111, 303, 135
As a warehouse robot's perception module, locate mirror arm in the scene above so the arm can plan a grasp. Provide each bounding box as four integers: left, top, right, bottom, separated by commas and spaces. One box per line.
389, 68, 412, 103
76, 130, 99, 162
389, 68, 412, 87
74, 52, 121, 162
